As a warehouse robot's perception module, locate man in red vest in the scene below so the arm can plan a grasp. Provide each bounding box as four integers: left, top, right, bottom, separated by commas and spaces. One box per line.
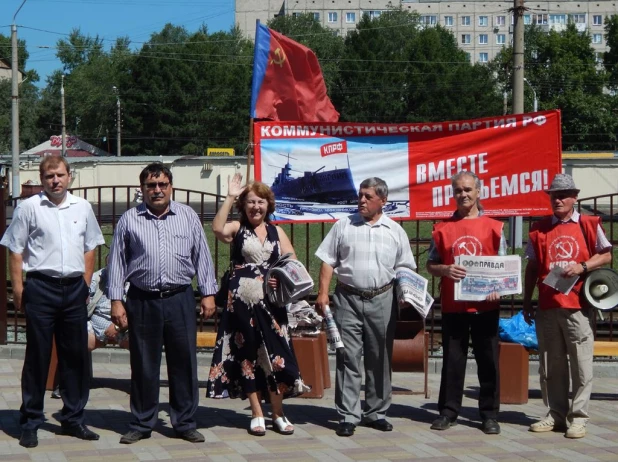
523, 173, 612, 439
427, 171, 505, 435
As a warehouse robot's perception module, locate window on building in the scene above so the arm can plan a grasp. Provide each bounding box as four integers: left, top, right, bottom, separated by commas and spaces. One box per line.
421, 15, 437, 26
479, 16, 488, 27
366, 10, 381, 20
328, 12, 337, 23
593, 15, 603, 26
569, 14, 586, 24
595, 52, 604, 64
461, 34, 471, 44
523, 15, 531, 25
479, 34, 488, 44
496, 34, 506, 45
461, 16, 471, 26
465, 52, 471, 62
346, 12, 356, 23
444, 16, 454, 26
533, 14, 548, 25
312, 12, 320, 21
495, 16, 506, 26
549, 14, 566, 25
593, 33, 603, 44
292, 13, 301, 18
479, 52, 489, 63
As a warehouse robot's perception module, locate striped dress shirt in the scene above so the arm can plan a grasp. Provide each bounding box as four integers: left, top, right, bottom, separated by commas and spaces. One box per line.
107, 201, 217, 300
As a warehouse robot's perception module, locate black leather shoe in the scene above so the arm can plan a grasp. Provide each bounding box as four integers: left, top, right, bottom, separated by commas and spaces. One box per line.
365, 419, 393, 432
19, 429, 38, 448
120, 429, 152, 444
336, 422, 356, 437
176, 429, 205, 443
62, 424, 100, 440
430, 415, 457, 431
482, 419, 501, 435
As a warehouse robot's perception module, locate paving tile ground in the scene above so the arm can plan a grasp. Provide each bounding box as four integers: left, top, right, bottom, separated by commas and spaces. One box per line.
2, 355, 618, 461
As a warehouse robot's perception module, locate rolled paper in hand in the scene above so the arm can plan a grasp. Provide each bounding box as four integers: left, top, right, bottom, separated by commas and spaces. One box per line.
323, 305, 344, 350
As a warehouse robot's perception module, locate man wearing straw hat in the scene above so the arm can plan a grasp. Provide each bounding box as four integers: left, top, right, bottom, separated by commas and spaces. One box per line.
523, 173, 612, 439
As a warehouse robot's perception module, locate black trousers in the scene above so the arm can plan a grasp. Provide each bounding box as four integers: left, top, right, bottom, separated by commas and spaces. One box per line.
438, 310, 500, 421
126, 286, 198, 433
20, 277, 90, 430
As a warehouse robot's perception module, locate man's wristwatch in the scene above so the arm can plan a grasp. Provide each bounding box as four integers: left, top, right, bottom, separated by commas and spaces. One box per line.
580, 261, 588, 274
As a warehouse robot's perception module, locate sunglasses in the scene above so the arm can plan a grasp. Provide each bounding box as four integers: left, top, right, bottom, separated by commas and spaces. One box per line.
143, 182, 170, 191
549, 192, 575, 200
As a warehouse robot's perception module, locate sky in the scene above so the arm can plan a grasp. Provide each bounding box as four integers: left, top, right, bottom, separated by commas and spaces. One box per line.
0, 0, 235, 86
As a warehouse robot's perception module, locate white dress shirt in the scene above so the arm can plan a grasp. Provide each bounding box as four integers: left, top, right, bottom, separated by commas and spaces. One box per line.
0, 192, 105, 277
316, 212, 417, 289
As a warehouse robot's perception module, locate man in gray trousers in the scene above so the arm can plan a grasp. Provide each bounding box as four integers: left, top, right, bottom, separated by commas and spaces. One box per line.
314, 177, 416, 437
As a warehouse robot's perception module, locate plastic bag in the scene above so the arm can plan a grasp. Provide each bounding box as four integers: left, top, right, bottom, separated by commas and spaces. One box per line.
498, 311, 538, 350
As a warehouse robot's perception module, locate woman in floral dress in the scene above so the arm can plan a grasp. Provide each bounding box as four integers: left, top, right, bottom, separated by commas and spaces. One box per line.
207, 173, 309, 436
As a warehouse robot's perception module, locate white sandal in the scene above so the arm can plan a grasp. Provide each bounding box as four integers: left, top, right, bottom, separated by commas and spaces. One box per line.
249, 416, 266, 436
273, 416, 294, 435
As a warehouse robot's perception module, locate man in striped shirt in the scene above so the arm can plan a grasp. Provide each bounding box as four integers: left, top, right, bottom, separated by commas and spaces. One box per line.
108, 162, 217, 444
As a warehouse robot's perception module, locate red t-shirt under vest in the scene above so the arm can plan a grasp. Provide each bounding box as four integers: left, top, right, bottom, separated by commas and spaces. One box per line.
432, 215, 503, 314
529, 215, 599, 310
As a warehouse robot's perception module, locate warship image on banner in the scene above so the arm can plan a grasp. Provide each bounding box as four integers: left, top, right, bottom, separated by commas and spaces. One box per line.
270, 153, 358, 205
266, 142, 410, 221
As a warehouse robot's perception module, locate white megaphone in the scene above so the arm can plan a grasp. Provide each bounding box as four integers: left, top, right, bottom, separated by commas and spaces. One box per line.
582, 268, 618, 311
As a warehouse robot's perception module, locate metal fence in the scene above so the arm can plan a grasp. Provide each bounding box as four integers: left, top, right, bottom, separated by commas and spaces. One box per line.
0, 186, 616, 353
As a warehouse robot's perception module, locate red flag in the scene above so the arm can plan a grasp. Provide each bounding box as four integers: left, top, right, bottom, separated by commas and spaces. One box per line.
251, 23, 339, 122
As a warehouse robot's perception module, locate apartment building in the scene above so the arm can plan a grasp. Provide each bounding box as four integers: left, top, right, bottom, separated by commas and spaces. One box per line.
235, 1, 618, 63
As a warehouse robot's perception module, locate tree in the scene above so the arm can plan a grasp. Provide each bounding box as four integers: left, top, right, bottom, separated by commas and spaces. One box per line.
124, 24, 254, 155
339, 9, 502, 123
0, 34, 41, 154
605, 15, 618, 91
492, 24, 616, 150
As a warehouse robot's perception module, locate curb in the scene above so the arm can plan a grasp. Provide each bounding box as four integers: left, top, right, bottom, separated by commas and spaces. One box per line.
4, 343, 618, 378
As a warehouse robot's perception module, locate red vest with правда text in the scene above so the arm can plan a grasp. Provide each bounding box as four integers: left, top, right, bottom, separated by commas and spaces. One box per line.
432, 216, 503, 314
529, 215, 599, 310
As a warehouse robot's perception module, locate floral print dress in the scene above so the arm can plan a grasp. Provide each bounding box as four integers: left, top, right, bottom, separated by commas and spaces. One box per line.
206, 223, 310, 400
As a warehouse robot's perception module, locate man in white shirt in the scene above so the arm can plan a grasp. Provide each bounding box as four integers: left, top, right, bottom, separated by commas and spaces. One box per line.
1, 156, 105, 448
315, 177, 416, 437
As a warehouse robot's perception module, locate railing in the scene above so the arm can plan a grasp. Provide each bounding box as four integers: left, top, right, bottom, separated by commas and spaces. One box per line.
1, 186, 617, 354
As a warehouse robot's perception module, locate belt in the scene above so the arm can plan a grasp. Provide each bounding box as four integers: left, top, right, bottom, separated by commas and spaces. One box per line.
337, 281, 394, 300
27, 271, 83, 286
129, 284, 191, 299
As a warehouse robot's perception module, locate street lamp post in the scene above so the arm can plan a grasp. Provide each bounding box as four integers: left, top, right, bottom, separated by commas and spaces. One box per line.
524, 78, 538, 112
11, 0, 29, 198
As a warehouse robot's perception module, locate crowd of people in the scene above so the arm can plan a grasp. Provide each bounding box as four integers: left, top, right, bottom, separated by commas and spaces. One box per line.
0, 159, 612, 448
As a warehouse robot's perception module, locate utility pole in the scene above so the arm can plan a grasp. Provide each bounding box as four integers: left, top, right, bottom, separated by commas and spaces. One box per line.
512, 0, 525, 114
11, 1, 29, 198
510, 0, 526, 248
113, 86, 121, 157
61, 74, 66, 156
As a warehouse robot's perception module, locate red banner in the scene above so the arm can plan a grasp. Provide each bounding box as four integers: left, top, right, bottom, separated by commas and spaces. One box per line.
254, 111, 562, 222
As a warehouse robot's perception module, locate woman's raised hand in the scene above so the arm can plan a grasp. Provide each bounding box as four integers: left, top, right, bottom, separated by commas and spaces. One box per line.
228, 173, 246, 198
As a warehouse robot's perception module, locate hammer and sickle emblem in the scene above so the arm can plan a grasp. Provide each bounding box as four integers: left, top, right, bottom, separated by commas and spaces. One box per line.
554, 240, 574, 259
270, 47, 286, 67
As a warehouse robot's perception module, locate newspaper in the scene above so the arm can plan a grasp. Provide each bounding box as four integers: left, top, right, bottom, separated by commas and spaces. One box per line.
454, 255, 522, 301
323, 305, 344, 350
395, 267, 432, 318
542, 265, 579, 295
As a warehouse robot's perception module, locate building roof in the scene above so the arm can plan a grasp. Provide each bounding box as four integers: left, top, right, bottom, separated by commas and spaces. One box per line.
22, 135, 111, 157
